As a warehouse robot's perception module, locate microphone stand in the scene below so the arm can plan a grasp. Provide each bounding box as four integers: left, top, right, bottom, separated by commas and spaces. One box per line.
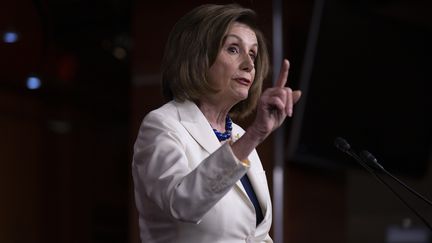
360, 150, 432, 207
335, 137, 432, 232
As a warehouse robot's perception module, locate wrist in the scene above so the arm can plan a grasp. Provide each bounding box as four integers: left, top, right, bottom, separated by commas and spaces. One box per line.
245, 125, 267, 145
228, 141, 250, 167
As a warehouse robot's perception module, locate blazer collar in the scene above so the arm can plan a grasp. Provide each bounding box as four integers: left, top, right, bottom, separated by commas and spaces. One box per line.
176, 100, 221, 154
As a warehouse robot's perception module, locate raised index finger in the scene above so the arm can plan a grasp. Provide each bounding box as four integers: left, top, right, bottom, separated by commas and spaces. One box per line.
275, 59, 290, 88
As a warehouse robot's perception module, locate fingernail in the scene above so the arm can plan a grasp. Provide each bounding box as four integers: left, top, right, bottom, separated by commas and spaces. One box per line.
288, 108, 293, 117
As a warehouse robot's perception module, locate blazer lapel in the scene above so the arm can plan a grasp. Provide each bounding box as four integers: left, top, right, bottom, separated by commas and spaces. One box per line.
246, 169, 269, 219
176, 100, 221, 154
231, 125, 270, 221
229, 126, 250, 201
233, 167, 270, 224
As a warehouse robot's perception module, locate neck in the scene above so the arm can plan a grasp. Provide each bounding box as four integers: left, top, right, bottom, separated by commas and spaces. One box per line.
197, 100, 233, 132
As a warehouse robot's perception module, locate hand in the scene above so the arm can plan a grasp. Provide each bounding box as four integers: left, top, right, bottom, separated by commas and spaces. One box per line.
248, 59, 301, 142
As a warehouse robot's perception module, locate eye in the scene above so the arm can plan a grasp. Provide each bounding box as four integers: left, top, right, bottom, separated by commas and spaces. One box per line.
249, 51, 257, 61
227, 46, 239, 54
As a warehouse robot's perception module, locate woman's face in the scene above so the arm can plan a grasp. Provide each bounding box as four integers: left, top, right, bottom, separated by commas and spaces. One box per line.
207, 22, 257, 104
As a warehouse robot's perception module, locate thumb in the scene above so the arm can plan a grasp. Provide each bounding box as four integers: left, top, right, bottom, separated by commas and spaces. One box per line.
293, 90, 302, 104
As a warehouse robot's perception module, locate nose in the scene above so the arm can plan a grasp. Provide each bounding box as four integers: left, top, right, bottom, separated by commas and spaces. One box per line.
240, 53, 254, 72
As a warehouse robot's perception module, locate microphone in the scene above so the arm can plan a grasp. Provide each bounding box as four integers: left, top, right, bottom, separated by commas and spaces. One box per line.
334, 137, 375, 175
360, 150, 432, 207
334, 137, 350, 152
334, 137, 432, 231
359, 150, 384, 170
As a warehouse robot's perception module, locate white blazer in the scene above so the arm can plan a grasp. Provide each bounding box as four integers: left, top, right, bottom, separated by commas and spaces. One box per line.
132, 100, 273, 243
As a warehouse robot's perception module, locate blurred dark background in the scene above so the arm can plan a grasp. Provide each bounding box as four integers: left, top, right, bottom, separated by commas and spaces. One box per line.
0, 0, 431, 243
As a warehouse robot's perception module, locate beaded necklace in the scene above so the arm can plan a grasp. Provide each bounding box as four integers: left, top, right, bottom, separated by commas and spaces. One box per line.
212, 115, 232, 142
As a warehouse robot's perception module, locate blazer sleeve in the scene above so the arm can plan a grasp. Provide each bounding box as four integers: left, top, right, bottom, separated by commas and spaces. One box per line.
132, 111, 248, 224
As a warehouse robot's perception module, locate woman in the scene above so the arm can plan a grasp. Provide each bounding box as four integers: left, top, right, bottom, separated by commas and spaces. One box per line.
132, 4, 301, 243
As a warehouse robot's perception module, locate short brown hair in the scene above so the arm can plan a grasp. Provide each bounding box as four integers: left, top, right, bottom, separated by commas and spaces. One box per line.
161, 4, 270, 118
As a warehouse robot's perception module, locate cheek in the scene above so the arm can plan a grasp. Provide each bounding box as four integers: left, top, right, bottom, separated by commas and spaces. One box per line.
208, 60, 223, 76
216, 61, 234, 79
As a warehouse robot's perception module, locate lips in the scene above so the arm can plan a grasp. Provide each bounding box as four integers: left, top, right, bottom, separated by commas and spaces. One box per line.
234, 77, 251, 86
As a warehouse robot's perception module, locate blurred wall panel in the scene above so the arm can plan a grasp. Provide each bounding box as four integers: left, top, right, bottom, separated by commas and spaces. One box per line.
1, 0, 131, 242
0, 92, 45, 242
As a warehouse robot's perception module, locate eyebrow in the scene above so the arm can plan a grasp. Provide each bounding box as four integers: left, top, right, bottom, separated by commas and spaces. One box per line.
224, 34, 258, 48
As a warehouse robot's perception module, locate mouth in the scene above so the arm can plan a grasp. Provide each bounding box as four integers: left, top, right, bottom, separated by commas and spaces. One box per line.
234, 77, 251, 86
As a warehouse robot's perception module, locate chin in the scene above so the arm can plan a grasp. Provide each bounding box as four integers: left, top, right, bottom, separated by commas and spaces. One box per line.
236, 92, 249, 102
229, 89, 249, 103
237, 88, 250, 99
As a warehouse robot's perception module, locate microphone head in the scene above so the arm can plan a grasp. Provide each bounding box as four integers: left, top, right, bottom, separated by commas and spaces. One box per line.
334, 137, 351, 152
360, 150, 384, 171
361, 150, 377, 162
